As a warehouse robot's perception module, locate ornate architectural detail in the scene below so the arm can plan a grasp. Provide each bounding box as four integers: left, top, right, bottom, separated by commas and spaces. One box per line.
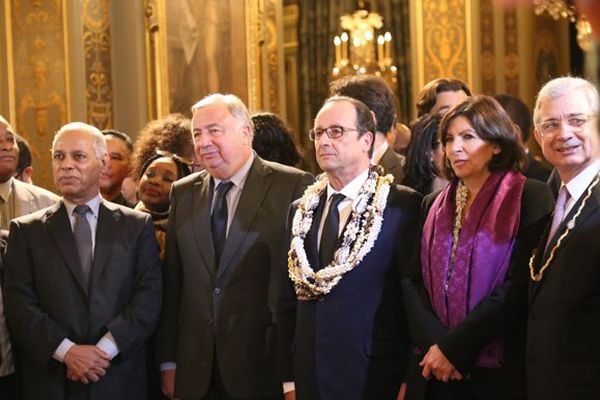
82, 0, 113, 129
422, 0, 468, 83
480, 0, 495, 94
262, 0, 281, 114
504, 10, 519, 95
9, 0, 69, 188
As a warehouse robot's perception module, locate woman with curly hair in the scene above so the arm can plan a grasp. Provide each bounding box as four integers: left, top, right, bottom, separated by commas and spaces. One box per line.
251, 112, 303, 167
132, 113, 195, 178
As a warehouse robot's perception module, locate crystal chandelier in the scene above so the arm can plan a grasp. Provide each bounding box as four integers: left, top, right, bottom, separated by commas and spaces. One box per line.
331, 1, 397, 87
533, 0, 593, 51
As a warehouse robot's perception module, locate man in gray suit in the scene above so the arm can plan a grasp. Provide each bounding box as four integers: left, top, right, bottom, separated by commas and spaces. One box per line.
157, 94, 313, 400
0, 115, 59, 399
4, 122, 162, 400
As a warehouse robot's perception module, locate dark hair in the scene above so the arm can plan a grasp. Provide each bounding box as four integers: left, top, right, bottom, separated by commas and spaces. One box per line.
322, 96, 376, 158
403, 113, 443, 195
416, 78, 472, 117
139, 151, 192, 181
251, 113, 302, 166
329, 75, 396, 134
15, 134, 32, 176
133, 114, 194, 178
439, 95, 525, 179
102, 129, 133, 153
493, 94, 532, 142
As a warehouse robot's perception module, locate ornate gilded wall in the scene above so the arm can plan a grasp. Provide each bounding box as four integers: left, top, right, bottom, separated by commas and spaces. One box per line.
5, 0, 69, 189
82, 0, 113, 129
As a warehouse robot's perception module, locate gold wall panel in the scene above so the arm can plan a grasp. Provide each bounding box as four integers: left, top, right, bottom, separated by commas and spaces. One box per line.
504, 9, 519, 96
82, 0, 113, 129
422, 0, 469, 84
6, 0, 70, 190
260, 0, 284, 115
480, 0, 496, 94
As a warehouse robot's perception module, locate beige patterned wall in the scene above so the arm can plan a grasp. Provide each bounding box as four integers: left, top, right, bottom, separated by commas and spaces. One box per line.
82, 0, 113, 129
6, 0, 70, 189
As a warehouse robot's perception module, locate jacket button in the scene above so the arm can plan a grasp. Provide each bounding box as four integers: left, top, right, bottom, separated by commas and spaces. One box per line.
214, 287, 222, 295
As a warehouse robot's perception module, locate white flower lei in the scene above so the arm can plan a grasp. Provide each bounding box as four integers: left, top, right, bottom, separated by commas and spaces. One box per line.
288, 165, 393, 300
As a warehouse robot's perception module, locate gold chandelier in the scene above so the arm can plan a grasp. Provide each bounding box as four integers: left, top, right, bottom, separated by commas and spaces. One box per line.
331, 1, 397, 88
533, 0, 593, 51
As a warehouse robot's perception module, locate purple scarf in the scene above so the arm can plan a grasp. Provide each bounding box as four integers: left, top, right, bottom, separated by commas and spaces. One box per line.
421, 170, 525, 367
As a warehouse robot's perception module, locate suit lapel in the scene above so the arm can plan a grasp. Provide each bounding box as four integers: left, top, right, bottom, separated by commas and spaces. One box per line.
90, 201, 119, 290
531, 181, 600, 301
46, 202, 89, 297
192, 173, 218, 277
217, 158, 271, 279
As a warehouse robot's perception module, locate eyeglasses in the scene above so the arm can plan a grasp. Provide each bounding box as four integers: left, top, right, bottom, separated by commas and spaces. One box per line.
537, 114, 595, 138
309, 125, 359, 141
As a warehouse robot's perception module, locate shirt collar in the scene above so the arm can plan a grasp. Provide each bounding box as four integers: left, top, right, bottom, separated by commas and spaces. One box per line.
371, 140, 388, 164
326, 168, 370, 202
563, 158, 600, 202
63, 194, 102, 218
0, 177, 13, 203
213, 152, 255, 190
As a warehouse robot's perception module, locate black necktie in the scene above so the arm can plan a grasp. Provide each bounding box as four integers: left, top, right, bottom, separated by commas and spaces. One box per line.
211, 181, 234, 265
73, 205, 93, 285
319, 193, 346, 268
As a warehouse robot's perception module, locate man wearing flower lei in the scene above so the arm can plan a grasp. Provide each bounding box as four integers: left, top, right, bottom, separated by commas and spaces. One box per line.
527, 77, 600, 399
278, 96, 422, 400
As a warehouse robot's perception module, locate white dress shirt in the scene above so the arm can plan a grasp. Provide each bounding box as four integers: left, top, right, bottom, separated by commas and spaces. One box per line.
562, 159, 600, 217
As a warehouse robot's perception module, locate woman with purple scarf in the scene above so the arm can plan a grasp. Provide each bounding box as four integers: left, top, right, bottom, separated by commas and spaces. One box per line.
402, 95, 554, 400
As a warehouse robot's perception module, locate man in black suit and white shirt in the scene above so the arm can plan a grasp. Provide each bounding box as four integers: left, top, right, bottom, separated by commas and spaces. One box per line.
3, 122, 162, 400
157, 94, 313, 400
528, 77, 600, 399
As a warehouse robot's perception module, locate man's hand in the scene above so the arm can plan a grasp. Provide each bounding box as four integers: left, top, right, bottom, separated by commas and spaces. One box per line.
419, 344, 463, 382
284, 390, 296, 400
64, 345, 110, 384
161, 369, 178, 399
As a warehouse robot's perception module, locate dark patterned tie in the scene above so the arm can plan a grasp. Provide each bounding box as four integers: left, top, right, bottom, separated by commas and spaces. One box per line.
211, 181, 234, 265
319, 193, 346, 268
73, 205, 93, 285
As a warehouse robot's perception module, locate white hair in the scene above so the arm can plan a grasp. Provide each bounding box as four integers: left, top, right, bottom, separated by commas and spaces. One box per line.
191, 93, 254, 131
53, 122, 107, 158
533, 77, 600, 125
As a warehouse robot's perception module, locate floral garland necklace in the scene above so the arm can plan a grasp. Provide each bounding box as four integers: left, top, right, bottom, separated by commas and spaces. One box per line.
288, 165, 392, 300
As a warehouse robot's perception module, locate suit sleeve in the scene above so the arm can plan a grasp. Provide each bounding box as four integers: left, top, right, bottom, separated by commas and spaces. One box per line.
437, 180, 554, 374
105, 216, 162, 357
156, 185, 183, 364
4, 220, 68, 367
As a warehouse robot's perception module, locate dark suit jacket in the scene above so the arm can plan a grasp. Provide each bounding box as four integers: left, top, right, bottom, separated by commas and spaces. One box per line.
528, 177, 600, 400
379, 146, 406, 185
402, 179, 553, 400
278, 183, 421, 400
3, 200, 162, 400
524, 152, 552, 183
156, 156, 313, 399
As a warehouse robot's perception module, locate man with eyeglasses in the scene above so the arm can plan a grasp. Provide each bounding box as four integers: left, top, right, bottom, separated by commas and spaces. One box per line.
527, 76, 600, 400
156, 94, 313, 400
278, 96, 421, 400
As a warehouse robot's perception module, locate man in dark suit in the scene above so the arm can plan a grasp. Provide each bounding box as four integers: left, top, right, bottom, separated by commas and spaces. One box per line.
3, 122, 162, 400
494, 93, 552, 182
157, 94, 313, 400
330, 75, 406, 183
100, 129, 134, 208
528, 77, 600, 399
279, 96, 421, 400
